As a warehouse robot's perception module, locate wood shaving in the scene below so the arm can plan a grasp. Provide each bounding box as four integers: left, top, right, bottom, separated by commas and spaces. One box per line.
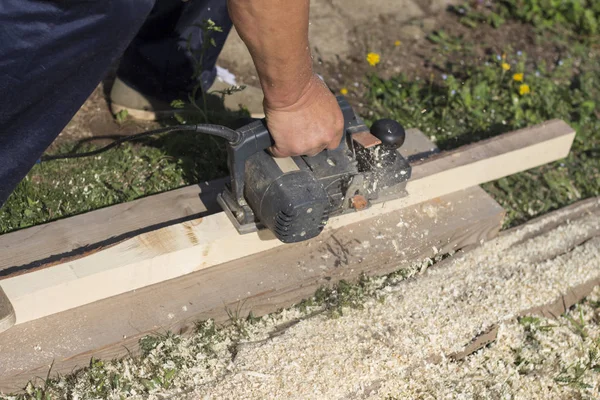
189, 207, 600, 399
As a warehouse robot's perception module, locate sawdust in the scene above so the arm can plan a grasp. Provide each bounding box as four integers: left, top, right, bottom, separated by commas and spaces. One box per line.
185, 203, 600, 399
4, 202, 599, 399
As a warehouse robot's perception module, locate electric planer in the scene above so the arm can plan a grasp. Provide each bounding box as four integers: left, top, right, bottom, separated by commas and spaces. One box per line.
217, 97, 412, 243
41, 96, 411, 244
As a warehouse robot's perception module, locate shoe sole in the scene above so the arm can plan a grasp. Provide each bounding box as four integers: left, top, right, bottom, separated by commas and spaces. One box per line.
0, 287, 15, 334
112, 102, 265, 121
110, 103, 179, 122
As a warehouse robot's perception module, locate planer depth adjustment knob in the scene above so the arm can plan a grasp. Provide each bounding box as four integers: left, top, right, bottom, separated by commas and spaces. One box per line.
370, 119, 406, 150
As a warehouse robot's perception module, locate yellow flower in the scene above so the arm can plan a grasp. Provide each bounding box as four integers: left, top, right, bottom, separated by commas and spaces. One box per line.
367, 52, 381, 67
513, 73, 524, 82
519, 84, 531, 95
340, 88, 349, 95
394, 40, 402, 47
502, 53, 507, 60
502, 63, 511, 71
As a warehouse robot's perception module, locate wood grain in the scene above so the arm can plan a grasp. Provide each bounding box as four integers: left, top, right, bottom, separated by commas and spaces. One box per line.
0, 187, 504, 392
0, 179, 226, 278
0, 120, 575, 325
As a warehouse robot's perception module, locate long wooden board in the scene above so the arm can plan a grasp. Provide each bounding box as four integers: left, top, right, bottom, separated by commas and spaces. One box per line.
0, 186, 504, 392
0, 120, 575, 325
0, 130, 507, 391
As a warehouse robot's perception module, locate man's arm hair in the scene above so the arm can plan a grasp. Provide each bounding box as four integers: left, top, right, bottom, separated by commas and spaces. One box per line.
227, 0, 313, 109
227, 0, 344, 157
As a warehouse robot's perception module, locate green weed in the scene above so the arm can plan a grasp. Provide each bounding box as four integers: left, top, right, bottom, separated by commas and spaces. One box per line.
453, 0, 600, 36
366, 48, 600, 226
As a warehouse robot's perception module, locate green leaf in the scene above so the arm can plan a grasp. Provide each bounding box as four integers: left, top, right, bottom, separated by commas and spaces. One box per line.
141, 378, 155, 391
115, 109, 129, 124
170, 99, 186, 109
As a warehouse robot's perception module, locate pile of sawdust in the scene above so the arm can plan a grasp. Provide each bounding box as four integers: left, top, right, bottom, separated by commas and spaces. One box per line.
187, 204, 600, 399
381, 287, 600, 399
4, 203, 598, 400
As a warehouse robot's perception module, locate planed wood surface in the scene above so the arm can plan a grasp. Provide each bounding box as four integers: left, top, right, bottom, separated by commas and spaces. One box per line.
0, 187, 505, 392
0, 120, 575, 325
0, 287, 15, 334
0, 179, 227, 278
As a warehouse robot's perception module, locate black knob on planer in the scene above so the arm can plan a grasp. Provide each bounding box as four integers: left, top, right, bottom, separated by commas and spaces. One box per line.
370, 119, 406, 149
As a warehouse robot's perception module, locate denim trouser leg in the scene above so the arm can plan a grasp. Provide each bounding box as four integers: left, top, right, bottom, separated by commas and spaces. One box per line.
0, 0, 232, 206
116, 0, 233, 98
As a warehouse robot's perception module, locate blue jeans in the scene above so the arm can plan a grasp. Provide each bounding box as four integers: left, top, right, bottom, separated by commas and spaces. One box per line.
0, 0, 232, 206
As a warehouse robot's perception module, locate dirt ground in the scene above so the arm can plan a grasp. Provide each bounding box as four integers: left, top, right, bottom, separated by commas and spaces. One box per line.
55, 1, 568, 152
51, 1, 570, 154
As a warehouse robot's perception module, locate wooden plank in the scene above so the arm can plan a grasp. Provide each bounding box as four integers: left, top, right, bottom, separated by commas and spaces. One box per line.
0, 120, 575, 325
0, 128, 436, 277
0, 179, 226, 278
0, 186, 504, 392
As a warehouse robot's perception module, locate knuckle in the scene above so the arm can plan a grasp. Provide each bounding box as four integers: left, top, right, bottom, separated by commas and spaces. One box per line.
271, 146, 289, 158
287, 145, 304, 157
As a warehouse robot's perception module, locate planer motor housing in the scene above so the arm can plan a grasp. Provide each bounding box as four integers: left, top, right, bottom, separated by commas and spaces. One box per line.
217, 97, 412, 243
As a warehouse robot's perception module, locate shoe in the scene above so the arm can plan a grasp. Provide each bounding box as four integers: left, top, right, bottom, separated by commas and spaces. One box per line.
110, 77, 179, 121
0, 286, 15, 334
210, 79, 265, 119
110, 77, 265, 122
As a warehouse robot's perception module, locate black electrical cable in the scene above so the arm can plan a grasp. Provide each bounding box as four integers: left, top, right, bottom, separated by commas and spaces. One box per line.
40, 123, 241, 162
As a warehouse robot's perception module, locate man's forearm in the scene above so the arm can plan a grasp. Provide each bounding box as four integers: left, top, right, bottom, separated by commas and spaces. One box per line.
227, 0, 313, 109
227, 0, 343, 157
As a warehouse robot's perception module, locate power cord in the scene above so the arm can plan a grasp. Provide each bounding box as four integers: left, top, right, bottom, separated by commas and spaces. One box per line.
40, 124, 240, 162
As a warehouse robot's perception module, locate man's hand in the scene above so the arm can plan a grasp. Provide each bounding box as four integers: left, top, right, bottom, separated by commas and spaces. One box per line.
227, 0, 342, 157
265, 75, 344, 157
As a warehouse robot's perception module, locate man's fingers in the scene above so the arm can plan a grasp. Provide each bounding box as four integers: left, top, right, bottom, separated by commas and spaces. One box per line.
269, 146, 285, 158
269, 144, 327, 158
326, 130, 344, 150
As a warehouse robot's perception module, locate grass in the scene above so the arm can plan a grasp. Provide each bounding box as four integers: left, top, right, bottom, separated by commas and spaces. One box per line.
516, 303, 600, 391
366, 48, 600, 226
1, 3, 600, 399
452, 0, 600, 36
0, 122, 232, 233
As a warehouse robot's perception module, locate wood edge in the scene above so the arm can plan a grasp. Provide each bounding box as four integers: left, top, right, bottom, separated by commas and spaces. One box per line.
0, 122, 572, 278
411, 119, 574, 167
0, 188, 504, 391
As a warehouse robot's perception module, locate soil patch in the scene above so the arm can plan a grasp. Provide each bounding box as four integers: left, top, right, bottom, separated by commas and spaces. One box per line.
51, 10, 570, 148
